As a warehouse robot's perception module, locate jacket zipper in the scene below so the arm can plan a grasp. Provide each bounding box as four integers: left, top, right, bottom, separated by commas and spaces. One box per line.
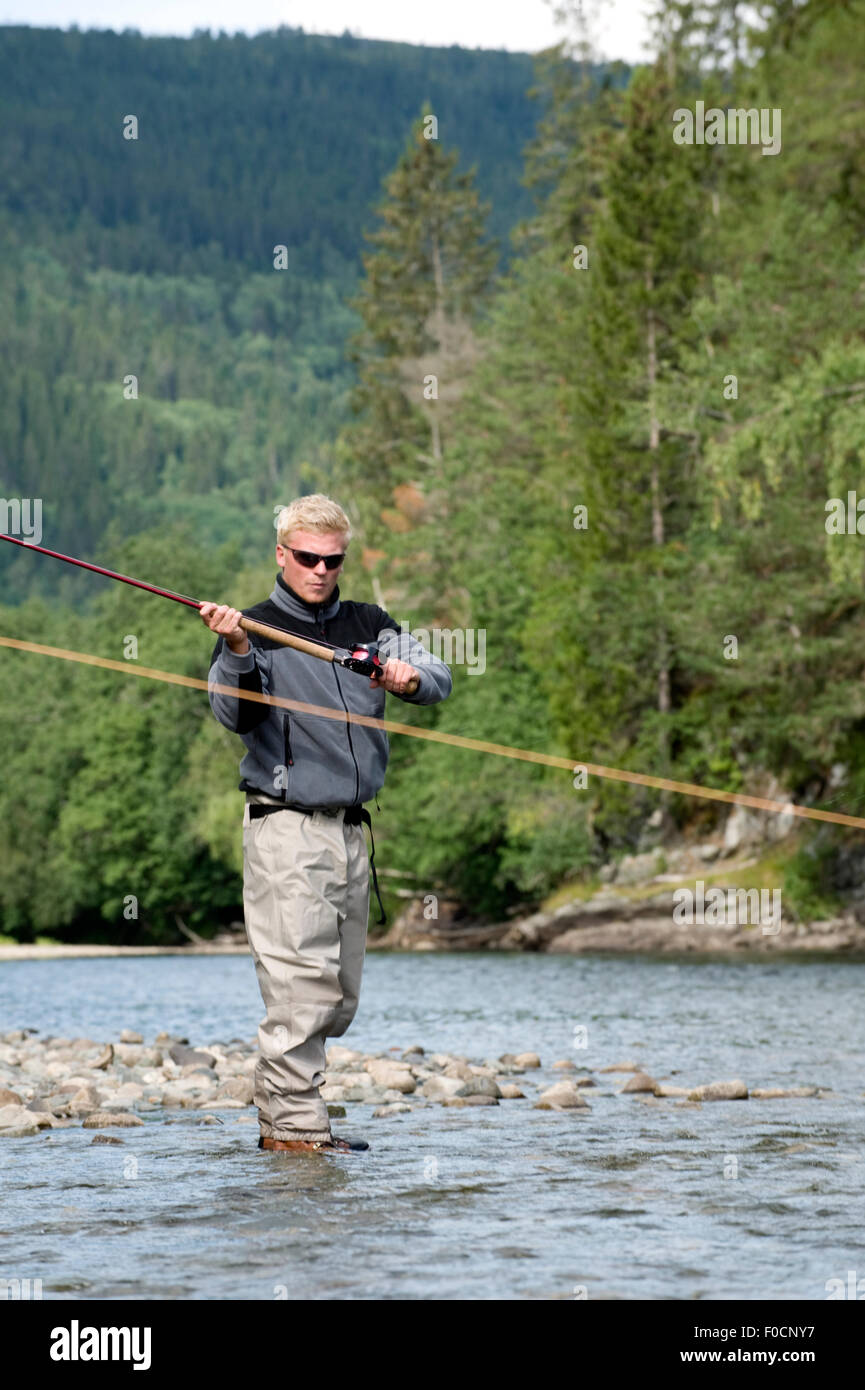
319, 594, 360, 807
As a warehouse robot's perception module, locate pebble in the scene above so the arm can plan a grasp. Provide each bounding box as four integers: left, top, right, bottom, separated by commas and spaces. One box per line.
0, 1033, 829, 1138
620, 1073, 657, 1094
364, 1059, 416, 1093
513, 1053, 542, 1069
442, 1095, 498, 1107
688, 1080, 748, 1101
750, 1086, 820, 1099
420, 1075, 464, 1101
169, 1044, 216, 1069
535, 1082, 590, 1110
455, 1076, 502, 1099
81, 1111, 144, 1128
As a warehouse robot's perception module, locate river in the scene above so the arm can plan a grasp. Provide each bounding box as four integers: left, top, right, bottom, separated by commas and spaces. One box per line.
0, 951, 862, 1300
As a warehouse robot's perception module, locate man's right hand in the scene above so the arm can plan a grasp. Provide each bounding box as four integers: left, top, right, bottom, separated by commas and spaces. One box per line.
199, 602, 250, 655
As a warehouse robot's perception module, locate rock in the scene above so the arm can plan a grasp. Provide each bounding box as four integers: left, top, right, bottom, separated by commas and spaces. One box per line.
90, 1133, 124, 1145
443, 1060, 474, 1081
620, 1073, 657, 1094
327, 1070, 373, 1090
82, 1111, 144, 1128
723, 806, 762, 856
552, 1059, 577, 1071
750, 1087, 820, 1099
420, 1075, 464, 1101
0, 1124, 42, 1137
454, 1076, 502, 1099
535, 1082, 590, 1110
652, 1084, 691, 1098
320, 1084, 346, 1103
0, 1089, 22, 1106
688, 1080, 748, 1101
364, 1059, 416, 1094
92, 1044, 114, 1071
168, 1044, 216, 1069
114, 1045, 143, 1067
178, 1065, 217, 1082
442, 1094, 499, 1107
372, 1102, 413, 1117
696, 843, 720, 862
0, 1103, 51, 1129
109, 1082, 145, 1104
67, 1086, 102, 1115
513, 1053, 541, 1069
499, 1084, 526, 1099
326, 1104, 346, 1118
613, 849, 666, 885
26, 1097, 67, 1115
119, 1030, 143, 1044
325, 1045, 364, 1067
215, 1077, 254, 1105
599, 1061, 640, 1073
575, 1077, 596, 1088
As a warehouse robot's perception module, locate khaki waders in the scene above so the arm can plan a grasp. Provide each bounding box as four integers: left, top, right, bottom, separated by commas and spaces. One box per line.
242, 794, 372, 1142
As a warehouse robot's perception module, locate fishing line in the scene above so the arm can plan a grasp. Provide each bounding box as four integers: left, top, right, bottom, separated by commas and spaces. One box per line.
1, 632, 863, 830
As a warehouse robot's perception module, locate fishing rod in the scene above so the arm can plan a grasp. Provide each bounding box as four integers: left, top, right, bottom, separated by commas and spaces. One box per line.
0, 534, 418, 693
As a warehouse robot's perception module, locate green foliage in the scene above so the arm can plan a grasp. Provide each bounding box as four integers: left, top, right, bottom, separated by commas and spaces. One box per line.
782, 835, 844, 923
3, 9, 865, 941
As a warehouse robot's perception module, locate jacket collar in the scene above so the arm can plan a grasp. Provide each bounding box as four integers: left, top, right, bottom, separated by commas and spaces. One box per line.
270, 570, 341, 624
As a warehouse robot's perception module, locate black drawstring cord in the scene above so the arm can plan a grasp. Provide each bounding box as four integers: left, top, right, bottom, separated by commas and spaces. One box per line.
358, 807, 386, 926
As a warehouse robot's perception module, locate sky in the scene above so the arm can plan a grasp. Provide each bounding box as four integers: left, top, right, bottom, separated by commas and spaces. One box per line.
0, 1, 656, 63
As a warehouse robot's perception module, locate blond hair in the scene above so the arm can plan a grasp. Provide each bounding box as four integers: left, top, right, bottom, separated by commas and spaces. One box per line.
276, 494, 352, 548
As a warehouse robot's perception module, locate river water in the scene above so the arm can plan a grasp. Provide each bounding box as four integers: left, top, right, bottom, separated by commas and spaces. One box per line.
0, 951, 863, 1301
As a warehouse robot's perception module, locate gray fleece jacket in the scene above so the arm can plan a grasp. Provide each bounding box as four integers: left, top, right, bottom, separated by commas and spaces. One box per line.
207, 572, 452, 807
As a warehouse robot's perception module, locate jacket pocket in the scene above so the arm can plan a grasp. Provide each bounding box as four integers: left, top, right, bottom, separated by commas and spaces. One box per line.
283, 713, 294, 768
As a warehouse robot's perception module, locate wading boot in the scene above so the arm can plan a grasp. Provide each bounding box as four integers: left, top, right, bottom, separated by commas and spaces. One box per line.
258, 1135, 369, 1153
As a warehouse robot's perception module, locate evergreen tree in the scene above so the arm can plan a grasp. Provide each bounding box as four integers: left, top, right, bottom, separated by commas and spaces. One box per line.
334, 110, 498, 615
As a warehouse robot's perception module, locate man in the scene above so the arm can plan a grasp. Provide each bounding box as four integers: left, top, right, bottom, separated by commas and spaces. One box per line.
201, 494, 452, 1153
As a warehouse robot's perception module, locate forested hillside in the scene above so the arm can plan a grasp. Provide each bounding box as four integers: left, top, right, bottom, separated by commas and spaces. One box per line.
0, 25, 560, 601
2, 5, 864, 943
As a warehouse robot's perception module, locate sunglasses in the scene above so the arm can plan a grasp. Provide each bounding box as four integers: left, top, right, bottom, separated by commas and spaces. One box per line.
286, 547, 345, 571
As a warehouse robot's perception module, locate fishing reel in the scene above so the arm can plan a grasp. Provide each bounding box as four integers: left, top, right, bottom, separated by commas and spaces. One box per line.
345, 641, 384, 680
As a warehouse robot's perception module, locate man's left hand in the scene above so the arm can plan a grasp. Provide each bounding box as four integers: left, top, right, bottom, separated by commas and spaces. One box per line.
374, 658, 419, 695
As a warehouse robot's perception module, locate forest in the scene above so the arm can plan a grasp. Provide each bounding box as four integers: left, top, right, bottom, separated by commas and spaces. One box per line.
1, 2, 864, 942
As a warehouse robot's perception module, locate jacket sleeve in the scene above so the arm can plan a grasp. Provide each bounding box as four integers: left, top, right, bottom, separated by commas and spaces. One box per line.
208, 633, 271, 733
374, 608, 453, 706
